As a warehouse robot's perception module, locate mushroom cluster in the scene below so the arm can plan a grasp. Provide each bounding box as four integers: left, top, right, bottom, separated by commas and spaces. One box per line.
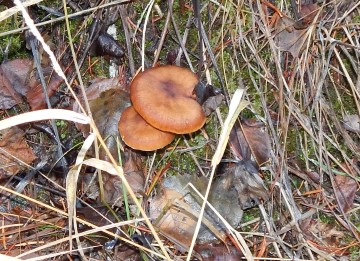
118, 65, 206, 151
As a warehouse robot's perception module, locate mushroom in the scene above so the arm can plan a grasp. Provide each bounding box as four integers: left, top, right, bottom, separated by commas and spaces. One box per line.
130, 65, 206, 134
118, 106, 175, 151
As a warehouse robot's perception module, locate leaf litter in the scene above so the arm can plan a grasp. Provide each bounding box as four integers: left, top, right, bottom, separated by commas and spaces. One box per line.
150, 148, 268, 257
0, 59, 32, 109
0, 126, 37, 178
73, 77, 146, 206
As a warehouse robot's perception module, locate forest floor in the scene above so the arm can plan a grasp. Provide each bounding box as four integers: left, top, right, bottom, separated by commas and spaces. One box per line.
0, 0, 359, 260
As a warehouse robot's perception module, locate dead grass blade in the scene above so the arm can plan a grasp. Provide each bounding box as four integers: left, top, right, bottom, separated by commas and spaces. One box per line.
66, 133, 95, 257
186, 89, 252, 260
0, 109, 90, 130
0, 0, 43, 22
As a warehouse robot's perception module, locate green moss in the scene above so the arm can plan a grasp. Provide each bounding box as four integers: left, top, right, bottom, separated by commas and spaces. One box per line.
0, 8, 29, 61
241, 208, 260, 232
349, 245, 360, 261
318, 212, 337, 225
168, 134, 208, 175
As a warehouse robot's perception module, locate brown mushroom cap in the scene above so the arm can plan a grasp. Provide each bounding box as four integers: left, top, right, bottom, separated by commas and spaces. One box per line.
118, 106, 175, 151
130, 65, 206, 134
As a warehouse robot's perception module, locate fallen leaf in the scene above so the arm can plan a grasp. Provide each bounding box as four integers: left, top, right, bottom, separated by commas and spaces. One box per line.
294, 3, 320, 29
113, 245, 141, 261
241, 119, 272, 166
193, 83, 224, 116
342, 114, 360, 133
26, 67, 64, 110
195, 243, 243, 261
300, 218, 345, 255
102, 150, 145, 205
194, 83, 222, 105
89, 88, 130, 160
0, 127, 37, 178
213, 164, 269, 211
202, 94, 224, 116
150, 188, 199, 251
73, 78, 145, 206
305, 171, 321, 183
73, 77, 129, 160
77, 206, 117, 229
334, 174, 357, 213
229, 122, 251, 162
229, 119, 272, 167
149, 164, 268, 250
150, 173, 231, 251
0, 59, 33, 109
0, 58, 63, 110
274, 15, 308, 57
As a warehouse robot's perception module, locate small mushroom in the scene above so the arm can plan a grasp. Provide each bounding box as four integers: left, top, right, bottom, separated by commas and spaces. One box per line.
130, 65, 206, 134
118, 106, 175, 151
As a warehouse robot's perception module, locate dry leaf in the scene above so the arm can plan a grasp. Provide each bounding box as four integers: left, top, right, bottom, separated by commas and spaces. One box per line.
241, 119, 272, 166
150, 188, 199, 251
102, 150, 145, 205
0, 126, 37, 178
0, 59, 32, 109
202, 94, 224, 116
294, 3, 320, 29
218, 164, 269, 210
73, 77, 129, 160
342, 114, 360, 133
26, 68, 63, 110
195, 243, 243, 261
73, 78, 144, 206
300, 218, 345, 255
149, 164, 268, 250
229, 122, 251, 161
274, 15, 308, 57
113, 245, 141, 261
334, 174, 357, 213
229, 119, 272, 166
149, 173, 229, 251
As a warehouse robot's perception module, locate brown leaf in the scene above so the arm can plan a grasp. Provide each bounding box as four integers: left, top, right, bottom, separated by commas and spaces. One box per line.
149, 173, 229, 250
150, 188, 199, 251
73, 78, 144, 206
202, 94, 224, 116
101, 151, 145, 206
195, 243, 243, 261
294, 3, 320, 29
241, 119, 272, 166
77, 206, 118, 229
334, 174, 357, 213
274, 15, 308, 57
83, 77, 127, 101
26, 68, 63, 110
0, 127, 37, 179
0, 59, 33, 109
229, 119, 272, 166
73, 77, 129, 160
300, 218, 345, 254
305, 171, 321, 183
229, 122, 251, 161
113, 245, 141, 261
